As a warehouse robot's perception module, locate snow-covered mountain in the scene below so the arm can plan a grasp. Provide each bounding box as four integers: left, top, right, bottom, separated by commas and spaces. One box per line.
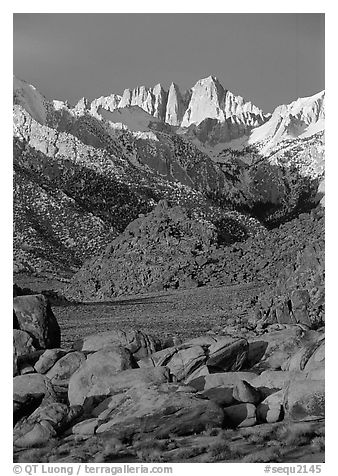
180, 76, 265, 126
117, 83, 168, 121
248, 90, 325, 153
79, 75, 266, 130
14, 75, 324, 153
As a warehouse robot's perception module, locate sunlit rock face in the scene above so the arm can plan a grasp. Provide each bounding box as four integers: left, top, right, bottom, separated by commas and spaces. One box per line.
181, 76, 263, 127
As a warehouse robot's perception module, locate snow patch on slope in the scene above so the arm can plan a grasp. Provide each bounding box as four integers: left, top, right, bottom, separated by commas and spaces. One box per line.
248, 91, 325, 153
13, 77, 49, 125
98, 105, 161, 137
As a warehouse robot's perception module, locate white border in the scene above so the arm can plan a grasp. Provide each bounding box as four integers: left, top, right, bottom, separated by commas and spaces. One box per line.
3, 4, 335, 473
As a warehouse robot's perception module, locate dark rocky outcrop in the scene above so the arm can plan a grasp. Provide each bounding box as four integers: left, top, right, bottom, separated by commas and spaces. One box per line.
65, 200, 227, 300
13, 294, 61, 349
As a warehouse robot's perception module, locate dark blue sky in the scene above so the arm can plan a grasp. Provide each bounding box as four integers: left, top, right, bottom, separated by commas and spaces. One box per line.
13, 13, 324, 113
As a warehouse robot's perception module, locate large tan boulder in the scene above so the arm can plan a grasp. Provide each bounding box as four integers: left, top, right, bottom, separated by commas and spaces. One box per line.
247, 328, 318, 371
284, 379, 324, 421
13, 374, 56, 417
68, 365, 170, 407
45, 351, 86, 386
166, 346, 206, 381
137, 335, 249, 379
251, 370, 304, 390
232, 380, 261, 404
185, 364, 210, 384
138, 345, 206, 382
14, 420, 55, 448
206, 337, 248, 371
71, 418, 99, 437
256, 390, 284, 423
138, 346, 178, 368
86, 346, 135, 371
189, 372, 257, 392
14, 374, 54, 402
34, 349, 67, 374
283, 337, 325, 372
14, 402, 73, 448
93, 383, 224, 439
72, 329, 161, 360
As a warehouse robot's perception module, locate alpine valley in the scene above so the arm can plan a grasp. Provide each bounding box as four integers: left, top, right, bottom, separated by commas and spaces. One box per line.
13, 74, 325, 463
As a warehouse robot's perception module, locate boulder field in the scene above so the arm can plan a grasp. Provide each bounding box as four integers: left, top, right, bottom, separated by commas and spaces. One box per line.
13, 292, 324, 463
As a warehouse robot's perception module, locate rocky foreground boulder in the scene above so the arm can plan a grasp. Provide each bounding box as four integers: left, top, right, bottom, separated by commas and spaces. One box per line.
13, 296, 325, 462
14, 294, 61, 349
69, 365, 171, 408
73, 329, 161, 360
13, 294, 61, 376
91, 383, 225, 440
138, 335, 249, 381
13, 330, 36, 376
284, 380, 325, 422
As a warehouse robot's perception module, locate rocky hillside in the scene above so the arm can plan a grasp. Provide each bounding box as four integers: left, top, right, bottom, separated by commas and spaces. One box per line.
65, 200, 251, 300
66, 201, 324, 319
13, 121, 263, 276
214, 132, 324, 226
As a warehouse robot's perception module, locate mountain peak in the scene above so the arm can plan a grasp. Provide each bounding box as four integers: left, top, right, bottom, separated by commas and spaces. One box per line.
165, 82, 185, 126
181, 76, 226, 127
74, 97, 90, 113
152, 83, 165, 93
198, 75, 221, 85
169, 82, 179, 91
194, 75, 224, 92
13, 76, 49, 124
249, 89, 325, 151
